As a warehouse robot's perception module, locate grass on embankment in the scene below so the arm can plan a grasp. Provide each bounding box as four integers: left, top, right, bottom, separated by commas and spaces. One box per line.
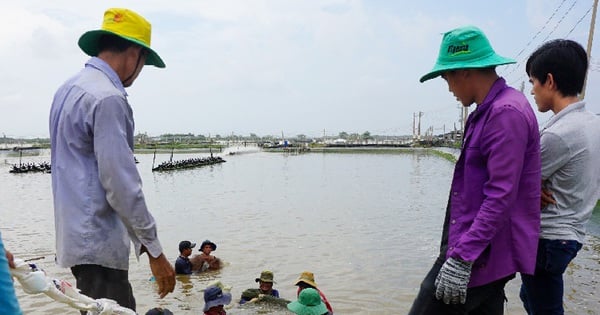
301, 146, 459, 163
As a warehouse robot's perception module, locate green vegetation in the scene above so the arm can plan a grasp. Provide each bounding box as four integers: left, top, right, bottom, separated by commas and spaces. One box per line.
308, 146, 413, 154
0, 135, 50, 150
4, 131, 463, 158
135, 143, 223, 150
302, 146, 459, 164
427, 149, 458, 163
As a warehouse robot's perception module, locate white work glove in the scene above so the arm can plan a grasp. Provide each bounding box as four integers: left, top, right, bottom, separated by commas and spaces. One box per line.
434, 257, 473, 304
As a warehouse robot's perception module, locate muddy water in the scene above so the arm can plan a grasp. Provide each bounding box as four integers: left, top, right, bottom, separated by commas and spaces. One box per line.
1, 149, 598, 314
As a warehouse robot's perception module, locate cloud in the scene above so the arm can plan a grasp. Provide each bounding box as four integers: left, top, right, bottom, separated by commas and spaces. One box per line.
1, 0, 598, 138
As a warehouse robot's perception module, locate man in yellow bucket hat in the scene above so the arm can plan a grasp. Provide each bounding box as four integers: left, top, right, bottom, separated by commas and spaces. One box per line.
49, 8, 174, 312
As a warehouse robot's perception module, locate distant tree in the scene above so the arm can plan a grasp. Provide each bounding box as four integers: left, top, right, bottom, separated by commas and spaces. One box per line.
361, 131, 372, 140
135, 132, 148, 144
349, 133, 360, 141
338, 131, 348, 139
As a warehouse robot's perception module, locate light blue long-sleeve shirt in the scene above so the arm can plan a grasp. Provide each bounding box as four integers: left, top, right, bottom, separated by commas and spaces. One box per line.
49, 57, 162, 270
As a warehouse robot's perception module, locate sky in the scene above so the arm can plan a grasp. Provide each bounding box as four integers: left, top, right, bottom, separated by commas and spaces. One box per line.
1, 0, 599, 139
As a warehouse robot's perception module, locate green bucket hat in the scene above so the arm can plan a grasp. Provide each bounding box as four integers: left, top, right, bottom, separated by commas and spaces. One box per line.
78, 8, 165, 68
255, 270, 276, 283
287, 288, 328, 315
420, 25, 514, 82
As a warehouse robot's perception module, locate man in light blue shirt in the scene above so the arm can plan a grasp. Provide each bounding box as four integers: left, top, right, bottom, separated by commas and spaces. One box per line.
49, 8, 174, 312
520, 39, 600, 315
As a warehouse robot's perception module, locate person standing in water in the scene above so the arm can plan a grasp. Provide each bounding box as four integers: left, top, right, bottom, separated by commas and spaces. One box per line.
294, 271, 333, 314
239, 270, 280, 304
192, 240, 222, 272
175, 241, 196, 275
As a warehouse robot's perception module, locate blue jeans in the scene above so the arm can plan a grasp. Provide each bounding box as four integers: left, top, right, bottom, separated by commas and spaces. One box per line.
520, 238, 582, 315
409, 256, 513, 315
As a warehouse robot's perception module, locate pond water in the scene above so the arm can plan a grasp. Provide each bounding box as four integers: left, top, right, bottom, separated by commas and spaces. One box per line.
1, 148, 598, 314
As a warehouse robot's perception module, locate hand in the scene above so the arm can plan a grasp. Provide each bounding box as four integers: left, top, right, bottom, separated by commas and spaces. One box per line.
148, 253, 175, 298
250, 294, 265, 303
5, 249, 16, 268
209, 257, 222, 269
434, 257, 473, 304
541, 187, 556, 209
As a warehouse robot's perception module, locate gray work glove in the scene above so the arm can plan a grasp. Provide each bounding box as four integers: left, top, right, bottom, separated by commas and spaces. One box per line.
434, 257, 473, 304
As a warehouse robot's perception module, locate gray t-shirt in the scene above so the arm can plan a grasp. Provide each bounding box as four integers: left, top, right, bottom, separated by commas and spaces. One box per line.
540, 101, 600, 242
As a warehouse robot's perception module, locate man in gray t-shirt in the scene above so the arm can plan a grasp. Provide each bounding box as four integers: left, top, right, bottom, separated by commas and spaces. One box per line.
520, 39, 600, 315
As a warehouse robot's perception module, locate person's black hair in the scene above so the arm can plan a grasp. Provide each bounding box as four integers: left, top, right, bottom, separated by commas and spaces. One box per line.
297, 281, 315, 289
441, 67, 496, 79
97, 34, 137, 54
525, 39, 588, 97
145, 307, 174, 315
476, 66, 497, 74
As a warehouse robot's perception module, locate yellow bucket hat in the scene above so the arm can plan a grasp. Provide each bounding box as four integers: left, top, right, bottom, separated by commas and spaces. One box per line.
294, 271, 318, 288
78, 8, 165, 68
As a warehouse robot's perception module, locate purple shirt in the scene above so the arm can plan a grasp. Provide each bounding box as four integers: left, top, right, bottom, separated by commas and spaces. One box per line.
446, 78, 541, 287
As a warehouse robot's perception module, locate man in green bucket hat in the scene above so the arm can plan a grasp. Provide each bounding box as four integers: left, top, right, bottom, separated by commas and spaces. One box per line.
49, 8, 175, 312
287, 288, 328, 315
409, 26, 541, 314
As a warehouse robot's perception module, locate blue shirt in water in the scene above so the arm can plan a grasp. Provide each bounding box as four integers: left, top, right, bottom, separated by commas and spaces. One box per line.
0, 232, 22, 314
175, 256, 192, 275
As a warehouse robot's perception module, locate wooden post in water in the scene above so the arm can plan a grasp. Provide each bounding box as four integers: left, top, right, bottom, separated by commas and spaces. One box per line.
581, 0, 598, 100
209, 133, 214, 157
152, 148, 156, 170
